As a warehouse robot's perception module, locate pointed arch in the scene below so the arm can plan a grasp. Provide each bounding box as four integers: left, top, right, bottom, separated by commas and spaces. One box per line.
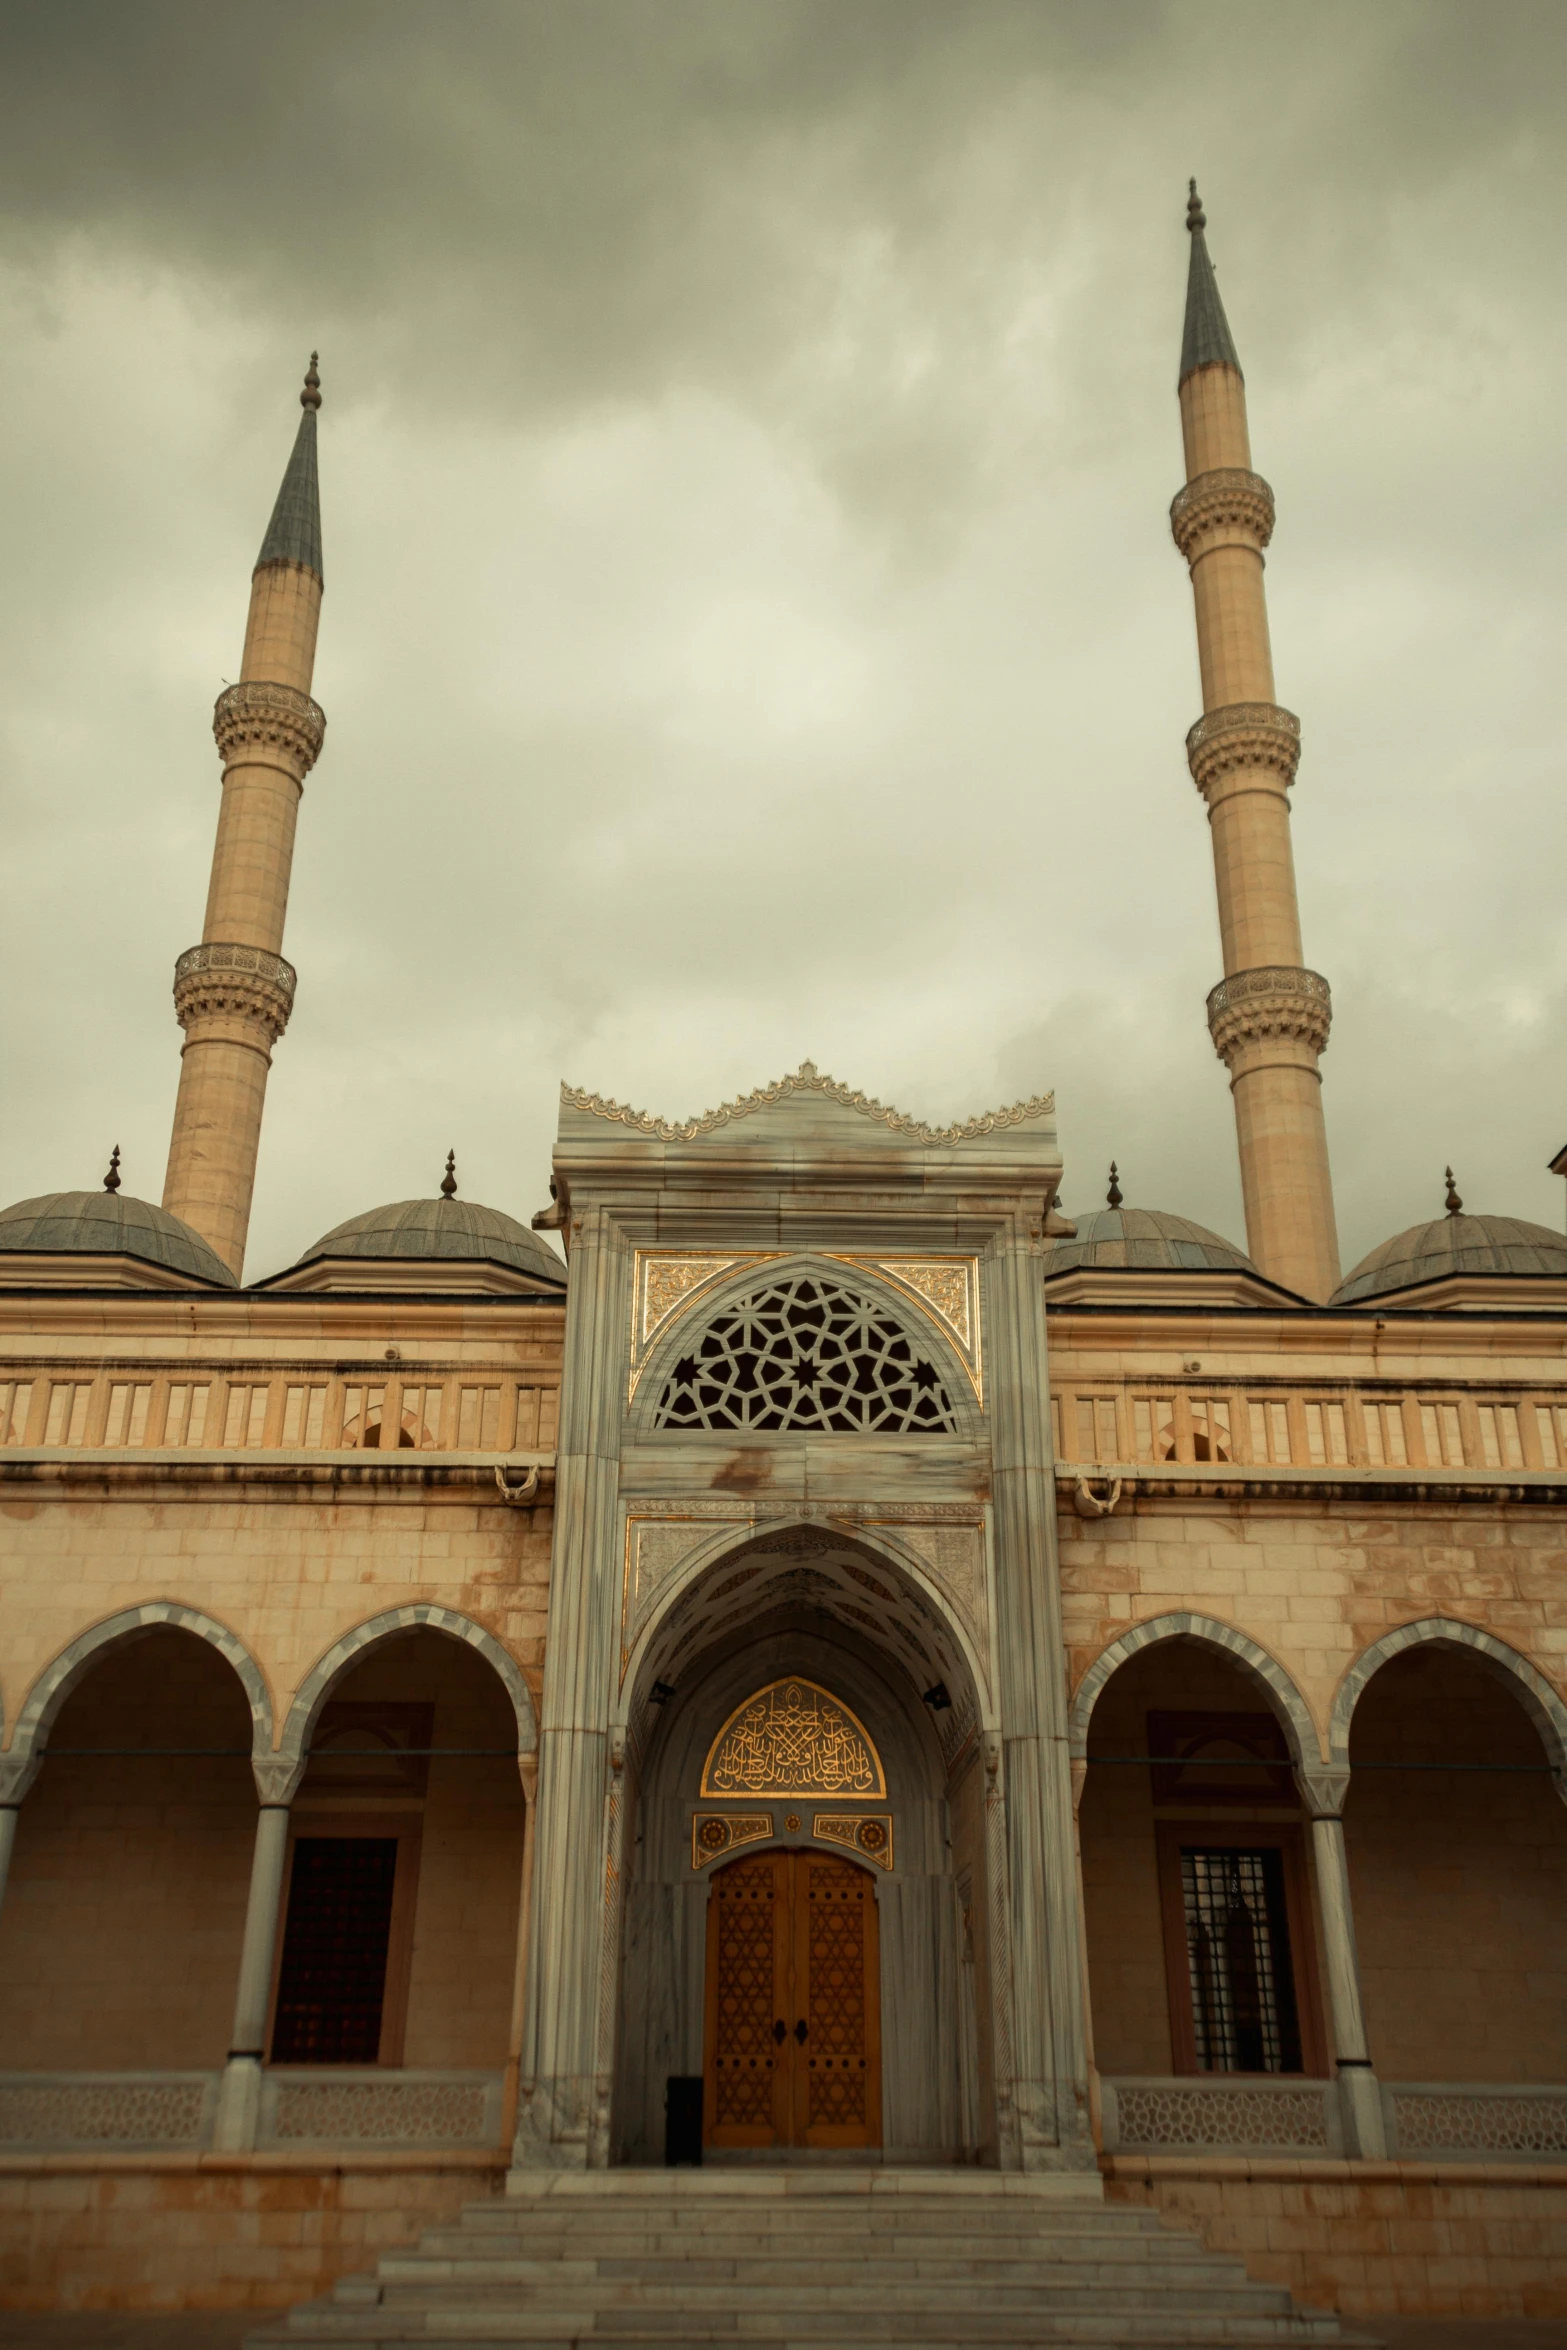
7, 1603, 272, 1788
1069, 1611, 1319, 1765
275, 1604, 537, 1786
1329, 1617, 1567, 1774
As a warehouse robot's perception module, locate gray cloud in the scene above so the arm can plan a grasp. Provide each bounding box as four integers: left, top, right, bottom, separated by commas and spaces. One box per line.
1, 1, 1565, 1280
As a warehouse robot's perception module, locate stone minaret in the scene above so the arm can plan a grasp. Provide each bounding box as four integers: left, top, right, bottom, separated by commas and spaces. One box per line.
1171, 185, 1340, 1303
162, 358, 327, 1277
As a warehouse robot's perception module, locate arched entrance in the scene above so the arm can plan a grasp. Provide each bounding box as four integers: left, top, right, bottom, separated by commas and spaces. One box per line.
613, 1528, 989, 2166
705, 1847, 881, 2152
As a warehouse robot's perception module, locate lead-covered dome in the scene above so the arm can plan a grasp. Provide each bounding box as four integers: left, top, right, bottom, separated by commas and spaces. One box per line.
0, 1189, 236, 1288
1047, 1206, 1257, 1277
1333, 1212, 1567, 1307
262, 1168, 567, 1296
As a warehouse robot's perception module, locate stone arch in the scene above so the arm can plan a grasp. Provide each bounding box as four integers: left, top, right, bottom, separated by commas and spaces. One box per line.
1330, 1617, 1567, 1776
1069, 1612, 1319, 1766
6, 1604, 272, 1798
617, 1511, 992, 1743
628, 1253, 983, 1441
275, 1605, 537, 1796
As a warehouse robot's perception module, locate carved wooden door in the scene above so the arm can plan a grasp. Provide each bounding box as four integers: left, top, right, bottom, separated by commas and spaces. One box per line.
703, 1849, 880, 2150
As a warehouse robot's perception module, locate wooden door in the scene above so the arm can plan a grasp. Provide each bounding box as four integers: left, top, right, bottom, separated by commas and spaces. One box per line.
703, 1848, 880, 2150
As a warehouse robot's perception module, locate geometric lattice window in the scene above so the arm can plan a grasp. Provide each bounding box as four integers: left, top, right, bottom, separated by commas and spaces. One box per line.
651, 1271, 958, 1434
1180, 1846, 1302, 2075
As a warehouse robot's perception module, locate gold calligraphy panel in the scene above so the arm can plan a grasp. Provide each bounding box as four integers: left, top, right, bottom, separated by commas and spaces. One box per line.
701, 1678, 886, 1800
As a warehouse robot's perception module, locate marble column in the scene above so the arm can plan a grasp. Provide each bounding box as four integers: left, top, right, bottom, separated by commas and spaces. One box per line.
514, 1204, 628, 2169
0, 1752, 41, 1926
1296, 1763, 1386, 2160
212, 1770, 298, 2154
986, 1218, 1094, 2169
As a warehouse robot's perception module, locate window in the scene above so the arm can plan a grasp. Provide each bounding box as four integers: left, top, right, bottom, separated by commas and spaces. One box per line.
651, 1273, 959, 1436
1178, 1846, 1303, 2074
270, 1836, 408, 2065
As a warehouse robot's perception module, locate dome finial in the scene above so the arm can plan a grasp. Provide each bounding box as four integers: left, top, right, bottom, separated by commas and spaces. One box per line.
440, 1150, 458, 1200
103, 1145, 121, 1195
1106, 1161, 1124, 1209
1186, 178, 1205, 234
1444, 1166, 1464, 1218
301, 352, 321, 411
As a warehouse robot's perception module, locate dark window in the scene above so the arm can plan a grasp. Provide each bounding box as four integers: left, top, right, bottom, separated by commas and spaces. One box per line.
271, 1837, 398, 2064
1180, 1845, 1302, 2074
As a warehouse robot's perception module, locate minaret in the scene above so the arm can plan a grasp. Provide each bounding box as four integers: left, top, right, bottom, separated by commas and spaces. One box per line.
1171, 185, 1340, 1303
162, 358, 327, 1277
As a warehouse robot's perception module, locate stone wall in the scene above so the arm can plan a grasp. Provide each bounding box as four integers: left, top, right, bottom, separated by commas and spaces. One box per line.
1105, 2157, 1567, 2316
0, 2153, 504, 2311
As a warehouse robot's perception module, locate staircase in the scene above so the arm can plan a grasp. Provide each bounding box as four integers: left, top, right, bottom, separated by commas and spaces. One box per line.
245, 2167, 1375, 2349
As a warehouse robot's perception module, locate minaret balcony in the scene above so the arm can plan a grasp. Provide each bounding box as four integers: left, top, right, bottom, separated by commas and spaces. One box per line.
173, 940, 298, 1043
1206, 964, 1332, 1065
1169, 465, 1275, 561
212, 679, 326, 779
1185, 701, 1301, 796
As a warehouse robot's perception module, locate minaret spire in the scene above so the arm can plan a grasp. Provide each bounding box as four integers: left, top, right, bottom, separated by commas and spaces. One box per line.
162, 356, 328, 1277
1169, 188, 1340, 1302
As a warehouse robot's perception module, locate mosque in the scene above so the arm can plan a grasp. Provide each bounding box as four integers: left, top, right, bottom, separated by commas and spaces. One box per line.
0, 190, 1564, 2337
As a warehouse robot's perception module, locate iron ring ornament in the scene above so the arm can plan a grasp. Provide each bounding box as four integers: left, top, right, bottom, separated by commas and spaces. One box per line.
701, 1678, 886, 1801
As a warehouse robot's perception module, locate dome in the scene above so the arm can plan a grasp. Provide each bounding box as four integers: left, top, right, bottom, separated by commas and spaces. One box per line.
281, 1192, 566, 1294
1046, 1206, 1258, 1278
0, 1190, 236, 1288
1333, 1212, 1567, 1307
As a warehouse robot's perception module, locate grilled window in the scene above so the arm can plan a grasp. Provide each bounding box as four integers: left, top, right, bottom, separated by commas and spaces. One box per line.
271, 1837, 399, 2065
1180, 1845, 1302, 2075
652, 1273, 958, 1435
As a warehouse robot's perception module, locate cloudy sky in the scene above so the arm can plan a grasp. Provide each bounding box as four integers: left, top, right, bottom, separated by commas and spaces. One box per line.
1, 1, 1564, 1282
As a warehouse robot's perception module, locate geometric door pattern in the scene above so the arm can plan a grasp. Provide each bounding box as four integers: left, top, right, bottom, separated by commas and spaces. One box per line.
703, 1849, 881, 2150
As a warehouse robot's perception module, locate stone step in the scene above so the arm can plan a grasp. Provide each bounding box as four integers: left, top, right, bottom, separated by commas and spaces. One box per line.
369, 2253, 1281, 2286
408, 2229, 1209, 2261
248, 2317, 1347, 2348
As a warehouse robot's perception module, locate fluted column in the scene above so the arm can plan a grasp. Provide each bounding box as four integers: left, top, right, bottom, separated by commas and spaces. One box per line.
1173, 190, 1340, 1303
163, 359, 325, 1279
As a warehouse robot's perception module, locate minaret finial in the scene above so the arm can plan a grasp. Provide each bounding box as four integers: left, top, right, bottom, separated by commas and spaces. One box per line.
1178, 178, 1240, 384
103, 1145, 121, 1195
1444, 1167, 1463, 1218
441, 1150, 458, 1199
1106, 1161, 1123, 1209
1186, 178, 1205, 233
301, 352, 321, 411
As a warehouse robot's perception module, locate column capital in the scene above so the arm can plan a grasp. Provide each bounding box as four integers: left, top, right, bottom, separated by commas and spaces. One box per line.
1208, 964, 1332, 1066
214, 678, 326, 780
1186, 701, 1300, 797
1294, 1761, 1352, 1819
1170, 466, 1275, 562
174, 941, 297, 1045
